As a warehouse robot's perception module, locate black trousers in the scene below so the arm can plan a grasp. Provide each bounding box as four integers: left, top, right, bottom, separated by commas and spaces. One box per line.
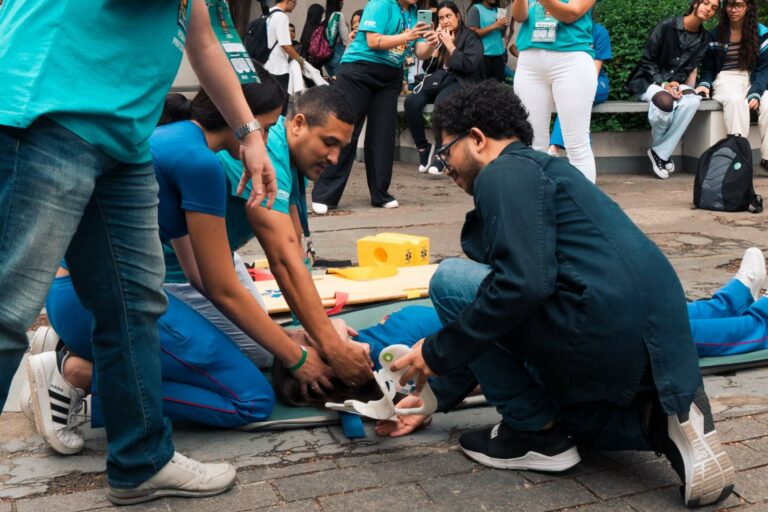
404, 79, 463, 150
273, 73, 290, 115
311, 61, 402, 207
483, 55, 506, 82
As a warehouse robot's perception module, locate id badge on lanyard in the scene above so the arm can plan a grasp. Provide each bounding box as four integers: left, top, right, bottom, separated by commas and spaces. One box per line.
389, 8, 410, 60
207, 0, 260, 83
531, 1, 558, 43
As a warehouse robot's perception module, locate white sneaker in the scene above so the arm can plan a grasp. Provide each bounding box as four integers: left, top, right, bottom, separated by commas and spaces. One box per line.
20, 380, 91, 425
312, 202, 328, 215
19, 382, 34, 423
735, 247, 766, 301
666, 159, 675, 173
106, 452, 237, 505
382, 199, 399, 209
427, 166, 442, 175
29, 326, 60, 355
26, 351, 86, 455
418, 164, 428, 173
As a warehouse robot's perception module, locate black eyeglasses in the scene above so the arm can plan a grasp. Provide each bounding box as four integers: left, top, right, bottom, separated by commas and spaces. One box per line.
435, 132, 470, 173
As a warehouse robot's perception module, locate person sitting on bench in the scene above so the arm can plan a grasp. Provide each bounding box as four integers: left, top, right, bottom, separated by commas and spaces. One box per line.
375, 80, 735, 509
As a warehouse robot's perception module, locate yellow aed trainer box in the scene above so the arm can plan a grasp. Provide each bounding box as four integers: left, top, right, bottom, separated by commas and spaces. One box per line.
357, 233, 430, 267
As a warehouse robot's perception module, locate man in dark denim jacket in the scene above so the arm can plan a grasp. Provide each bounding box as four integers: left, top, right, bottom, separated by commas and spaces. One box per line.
383, 81, 735, 509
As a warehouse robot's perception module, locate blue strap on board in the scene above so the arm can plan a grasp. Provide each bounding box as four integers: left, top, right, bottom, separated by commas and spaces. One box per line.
339, 411, 366, 439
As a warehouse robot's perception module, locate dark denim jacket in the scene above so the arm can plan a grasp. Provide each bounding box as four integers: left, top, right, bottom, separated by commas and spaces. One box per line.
425, 143, 702, 416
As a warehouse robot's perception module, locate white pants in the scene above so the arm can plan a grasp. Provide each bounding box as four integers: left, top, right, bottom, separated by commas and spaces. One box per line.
164, 252, 274, 368
514, 49, 597, 183
712, 69, 768, 159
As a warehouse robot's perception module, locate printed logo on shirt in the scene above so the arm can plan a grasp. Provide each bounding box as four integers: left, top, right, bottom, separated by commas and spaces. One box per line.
276, 189, 290, 203
363, 19, 378, 28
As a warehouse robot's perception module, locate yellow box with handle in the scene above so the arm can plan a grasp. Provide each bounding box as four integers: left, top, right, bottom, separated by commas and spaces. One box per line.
357, 233, 430, 267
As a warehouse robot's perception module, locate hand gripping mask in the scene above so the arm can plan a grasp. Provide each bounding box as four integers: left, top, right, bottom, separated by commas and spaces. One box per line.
325, 344, 438, 420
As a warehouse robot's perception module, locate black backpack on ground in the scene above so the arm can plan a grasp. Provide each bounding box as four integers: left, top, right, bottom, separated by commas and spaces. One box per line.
245, 9, 281, 64
693, 134, 763, 213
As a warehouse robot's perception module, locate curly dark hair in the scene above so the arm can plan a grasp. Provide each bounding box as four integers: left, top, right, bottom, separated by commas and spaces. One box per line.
717, 0, 759, 71
432, 81, 534, 146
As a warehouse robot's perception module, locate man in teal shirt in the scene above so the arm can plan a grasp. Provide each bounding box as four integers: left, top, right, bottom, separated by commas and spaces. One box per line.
0, 0, 277, 505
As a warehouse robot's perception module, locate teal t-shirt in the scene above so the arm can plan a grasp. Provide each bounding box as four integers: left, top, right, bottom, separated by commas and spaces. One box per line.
225, 117, 303, 216
467, 4, 505, 57
341, 0, 417, 68
516, 1, 594, 57
0, 0, 191, 164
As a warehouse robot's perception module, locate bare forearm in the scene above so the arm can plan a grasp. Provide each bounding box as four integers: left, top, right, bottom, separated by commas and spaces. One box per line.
511, 0, 529, 23
282, 44, 303, 62
366, 31, 407, 51
270, 257, 344, 355
186, 1, 254, 132
471, 25, 500, 37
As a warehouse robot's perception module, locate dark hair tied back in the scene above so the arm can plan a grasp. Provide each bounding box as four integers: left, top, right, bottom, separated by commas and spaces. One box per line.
158, 93, 193, 126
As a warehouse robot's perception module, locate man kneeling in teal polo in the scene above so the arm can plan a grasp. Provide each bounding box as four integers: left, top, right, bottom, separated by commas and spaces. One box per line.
384, 81, 735, 508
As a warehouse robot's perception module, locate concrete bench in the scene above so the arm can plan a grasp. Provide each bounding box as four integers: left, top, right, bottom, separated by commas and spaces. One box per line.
392, 96, 765, 174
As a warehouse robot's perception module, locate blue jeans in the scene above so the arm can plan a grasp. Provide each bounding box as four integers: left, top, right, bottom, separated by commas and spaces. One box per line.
0, 118, 174, 488
641, 84, 701, 161
429, 258, 654, 450
550, 75, 610, 149
688, 279, 768, 356
47, 276, 275, 427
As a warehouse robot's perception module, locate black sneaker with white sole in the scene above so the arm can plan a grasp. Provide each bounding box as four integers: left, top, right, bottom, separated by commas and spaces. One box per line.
459, 421, 581, 472
647, 389, 735, 507
647, 149, 670, 179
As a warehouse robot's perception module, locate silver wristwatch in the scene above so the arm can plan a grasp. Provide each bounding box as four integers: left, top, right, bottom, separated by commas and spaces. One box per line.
234, 119, 263, 141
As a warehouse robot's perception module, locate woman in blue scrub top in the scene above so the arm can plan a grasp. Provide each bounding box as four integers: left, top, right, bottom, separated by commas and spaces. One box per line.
310, 0, 430, 213
36, 67, 334, 442
512, 0, 598, 183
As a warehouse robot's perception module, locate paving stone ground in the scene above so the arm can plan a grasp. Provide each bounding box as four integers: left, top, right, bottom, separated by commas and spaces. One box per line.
3, 164, 768, 511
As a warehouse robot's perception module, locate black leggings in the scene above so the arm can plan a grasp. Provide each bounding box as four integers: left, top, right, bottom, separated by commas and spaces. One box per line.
404, 80, 463, 150
310, 61, 403, 207
483, 55, 506, 82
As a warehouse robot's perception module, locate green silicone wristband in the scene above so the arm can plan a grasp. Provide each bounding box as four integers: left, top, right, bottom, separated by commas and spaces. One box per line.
288, 346, 308, 373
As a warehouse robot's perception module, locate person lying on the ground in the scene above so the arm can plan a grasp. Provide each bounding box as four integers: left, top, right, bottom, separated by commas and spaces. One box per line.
374, 80, 735, 508
688, 247, 768, 357
24, 81, 369, 455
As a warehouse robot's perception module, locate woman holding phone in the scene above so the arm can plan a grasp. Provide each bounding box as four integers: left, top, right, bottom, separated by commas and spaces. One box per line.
310, 0, 429, 213
406, 1, 484, 174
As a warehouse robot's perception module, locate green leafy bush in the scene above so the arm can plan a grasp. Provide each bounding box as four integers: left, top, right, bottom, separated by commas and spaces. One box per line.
592, 0, 700, 131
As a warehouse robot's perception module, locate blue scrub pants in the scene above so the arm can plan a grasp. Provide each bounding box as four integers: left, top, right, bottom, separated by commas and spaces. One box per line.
688, 279, 768, 356
46, 276, 275, 428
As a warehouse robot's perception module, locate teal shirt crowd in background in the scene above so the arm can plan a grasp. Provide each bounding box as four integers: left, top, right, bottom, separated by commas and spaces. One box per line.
342, 0, 417, 68
0, 0, 191, 164
467, 4, 505, 57
516, 0, 594, 57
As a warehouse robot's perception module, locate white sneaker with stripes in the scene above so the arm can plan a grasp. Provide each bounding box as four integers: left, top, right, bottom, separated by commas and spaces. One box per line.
26, 351, 86, 455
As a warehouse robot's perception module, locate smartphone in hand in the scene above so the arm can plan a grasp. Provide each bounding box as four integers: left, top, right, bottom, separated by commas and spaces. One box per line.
417, 9, 433, 28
